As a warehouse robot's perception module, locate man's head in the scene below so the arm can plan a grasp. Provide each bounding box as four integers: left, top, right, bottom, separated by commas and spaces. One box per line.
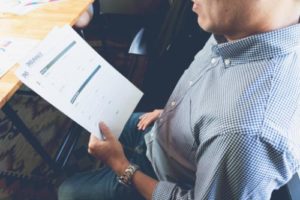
192, 0, 300, 41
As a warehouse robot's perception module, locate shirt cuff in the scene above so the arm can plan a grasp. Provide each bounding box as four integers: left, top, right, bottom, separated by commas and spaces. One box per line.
153, 181, 176, 200
88, 4, 94, 15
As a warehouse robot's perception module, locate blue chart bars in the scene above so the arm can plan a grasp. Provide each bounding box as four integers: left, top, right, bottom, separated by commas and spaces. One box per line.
70, 65, 102, 104
40, 41, 76, 75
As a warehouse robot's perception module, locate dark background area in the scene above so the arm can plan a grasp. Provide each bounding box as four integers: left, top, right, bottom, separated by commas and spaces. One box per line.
81, 0, 211, 111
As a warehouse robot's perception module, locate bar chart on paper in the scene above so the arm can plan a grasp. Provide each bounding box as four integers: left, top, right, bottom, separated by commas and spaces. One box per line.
16, 25, 143, 139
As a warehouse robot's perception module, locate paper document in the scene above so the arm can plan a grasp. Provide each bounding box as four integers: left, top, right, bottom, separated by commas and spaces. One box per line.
0, 0, 59, 15
16, 25, 143, 139
0, 37, 38, 77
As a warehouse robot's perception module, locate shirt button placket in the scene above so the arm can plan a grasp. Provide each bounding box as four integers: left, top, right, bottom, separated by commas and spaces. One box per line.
224, 59, 231, 66
171, 101, 176, 107
211, 58, 217, 64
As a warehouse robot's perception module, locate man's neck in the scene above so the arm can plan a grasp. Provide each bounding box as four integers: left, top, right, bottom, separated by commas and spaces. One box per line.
224, 13, 300, 42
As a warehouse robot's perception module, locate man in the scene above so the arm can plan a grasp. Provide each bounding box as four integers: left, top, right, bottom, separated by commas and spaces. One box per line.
59, 0, 300, 199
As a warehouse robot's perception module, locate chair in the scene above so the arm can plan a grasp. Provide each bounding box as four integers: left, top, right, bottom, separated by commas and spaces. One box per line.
128, 28, 148, 55
129, 0, 211, 111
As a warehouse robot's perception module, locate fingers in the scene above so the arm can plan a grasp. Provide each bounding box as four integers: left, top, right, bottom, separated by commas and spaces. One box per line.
139, 113, 147, 119
137, 114, 147, 130
141, 118, 150, 130
99, 122, 114, 140
88, 122, 126, 165
88, 122, 115, 155
88, 134, 100, 154
137, 113, 153, 130
137, 109, 163, 130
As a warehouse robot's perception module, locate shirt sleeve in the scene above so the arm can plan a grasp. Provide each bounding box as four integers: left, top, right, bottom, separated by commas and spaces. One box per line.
152, 133, 297, 200
88, 4, 94, 15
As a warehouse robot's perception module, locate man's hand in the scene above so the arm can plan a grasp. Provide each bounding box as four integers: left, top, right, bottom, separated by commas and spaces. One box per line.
89, 123, 158, 200
88, 122, 129, 175
137, 109, 163, 131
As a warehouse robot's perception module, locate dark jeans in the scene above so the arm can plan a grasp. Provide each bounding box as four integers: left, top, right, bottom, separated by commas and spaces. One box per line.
58, 113, 156, 200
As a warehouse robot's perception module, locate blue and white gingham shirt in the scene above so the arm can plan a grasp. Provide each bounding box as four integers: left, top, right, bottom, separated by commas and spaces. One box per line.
145, 24, 300, 200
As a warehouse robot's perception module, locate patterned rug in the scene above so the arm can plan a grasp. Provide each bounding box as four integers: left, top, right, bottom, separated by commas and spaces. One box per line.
0, 88, 97, 200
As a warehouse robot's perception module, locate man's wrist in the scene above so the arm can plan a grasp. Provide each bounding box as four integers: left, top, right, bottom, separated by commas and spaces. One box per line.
114, 160, 130, 176
117, 163, 140, 186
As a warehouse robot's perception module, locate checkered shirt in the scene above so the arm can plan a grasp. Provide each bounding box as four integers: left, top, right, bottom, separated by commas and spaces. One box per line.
145, 23, 300, 200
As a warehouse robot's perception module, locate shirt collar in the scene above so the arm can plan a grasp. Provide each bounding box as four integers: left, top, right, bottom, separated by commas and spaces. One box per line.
211, 23, 300, 65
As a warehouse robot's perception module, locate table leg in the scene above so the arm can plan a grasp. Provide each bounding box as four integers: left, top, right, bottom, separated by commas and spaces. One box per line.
2, 103, 60, 173
55, 122, 81, 169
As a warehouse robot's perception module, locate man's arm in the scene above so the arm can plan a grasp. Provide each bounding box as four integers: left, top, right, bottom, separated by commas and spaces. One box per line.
89, 122, 297, 200
89, 122, 194, 199
132, 171, 158, 200
88, 122, 158, 200
192, 132, 297, 199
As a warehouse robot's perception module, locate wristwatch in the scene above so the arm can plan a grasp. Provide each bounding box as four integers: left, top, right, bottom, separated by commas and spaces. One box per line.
117, 163, 140, 186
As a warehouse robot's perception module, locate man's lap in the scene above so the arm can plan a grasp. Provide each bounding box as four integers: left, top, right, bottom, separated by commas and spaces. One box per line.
58, 113, 156, 200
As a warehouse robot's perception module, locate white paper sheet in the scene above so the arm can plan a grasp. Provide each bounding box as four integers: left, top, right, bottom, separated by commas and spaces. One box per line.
16, 25, 143, 139
0, 37, 38, 77
0, 0, 60, 15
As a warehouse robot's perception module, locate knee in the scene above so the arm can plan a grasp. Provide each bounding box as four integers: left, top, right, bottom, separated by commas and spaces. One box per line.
58, 179, 79, 200
128, 112, 144, 126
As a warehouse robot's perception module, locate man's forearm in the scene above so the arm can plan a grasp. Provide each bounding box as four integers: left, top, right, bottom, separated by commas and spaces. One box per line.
132, 171, 158, 200
114, 160, 158, 200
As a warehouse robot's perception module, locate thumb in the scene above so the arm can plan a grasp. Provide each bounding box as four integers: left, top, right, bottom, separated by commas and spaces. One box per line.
99, 122, 114, 140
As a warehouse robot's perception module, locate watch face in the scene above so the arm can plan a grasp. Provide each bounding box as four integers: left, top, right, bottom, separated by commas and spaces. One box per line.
117, 164, 139, 186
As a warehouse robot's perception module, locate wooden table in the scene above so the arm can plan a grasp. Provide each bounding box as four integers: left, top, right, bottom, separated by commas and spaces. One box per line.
0, 0, 94, 172
0, 0, 94, 108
